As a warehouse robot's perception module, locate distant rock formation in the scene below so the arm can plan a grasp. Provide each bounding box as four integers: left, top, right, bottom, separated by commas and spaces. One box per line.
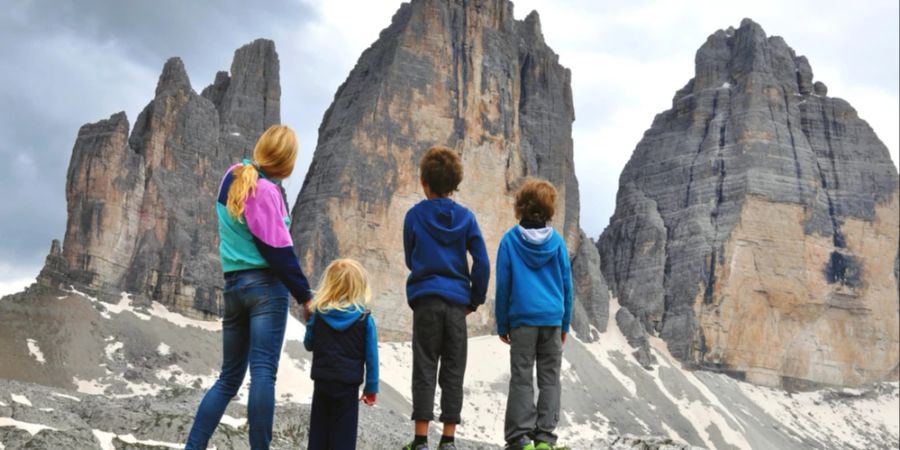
36, 39, 281, 316
598, 19, 900, 388
290, 0, 609, 338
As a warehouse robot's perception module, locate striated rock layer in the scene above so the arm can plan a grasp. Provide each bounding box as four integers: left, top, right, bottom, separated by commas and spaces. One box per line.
291, 0, 608, 338
36, 39, 281, 316
598, 19, 900, 388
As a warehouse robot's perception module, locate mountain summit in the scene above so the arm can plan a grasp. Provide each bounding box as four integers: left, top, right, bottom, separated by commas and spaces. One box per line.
598, 19, 899, 389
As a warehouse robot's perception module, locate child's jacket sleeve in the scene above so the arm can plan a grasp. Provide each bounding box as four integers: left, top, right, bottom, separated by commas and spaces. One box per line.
244, 183, 312, 304
494, 236, 512, 336
403, 210, 415, 270
303, 313, 316, 351
364, 314, 380, 394
467, 215, 490, 310
559, 241, 573, 333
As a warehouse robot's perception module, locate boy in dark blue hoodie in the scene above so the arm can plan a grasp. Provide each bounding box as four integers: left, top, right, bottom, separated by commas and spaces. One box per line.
495, 179, 572, 450
402, 146, 490, 450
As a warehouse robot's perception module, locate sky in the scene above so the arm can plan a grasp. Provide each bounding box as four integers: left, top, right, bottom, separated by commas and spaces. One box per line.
0, 0, 897, 295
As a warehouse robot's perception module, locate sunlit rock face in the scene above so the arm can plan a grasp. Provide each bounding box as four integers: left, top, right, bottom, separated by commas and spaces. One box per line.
40, 39, 281, 317
598, 19, 899, 389
291, 0, 609, 339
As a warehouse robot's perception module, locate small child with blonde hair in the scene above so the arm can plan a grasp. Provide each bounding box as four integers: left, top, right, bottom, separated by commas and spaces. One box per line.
304, 258, 379, 450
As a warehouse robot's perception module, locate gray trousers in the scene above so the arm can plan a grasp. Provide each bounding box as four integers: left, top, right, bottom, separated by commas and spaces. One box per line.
411, 298, 468, 423
505, 326, 562, 443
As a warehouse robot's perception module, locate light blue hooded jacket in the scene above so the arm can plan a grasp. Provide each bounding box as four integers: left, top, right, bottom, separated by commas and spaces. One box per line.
494, 225, 573, 336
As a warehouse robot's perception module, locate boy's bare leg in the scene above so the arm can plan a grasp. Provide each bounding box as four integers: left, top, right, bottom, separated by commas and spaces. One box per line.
442, 422, 456, 437
415, 420, 429, 436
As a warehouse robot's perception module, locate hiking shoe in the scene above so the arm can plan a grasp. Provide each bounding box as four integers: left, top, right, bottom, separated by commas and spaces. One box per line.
402, 442, 428, 450
504, 436, 535, 450
535, 442, 568, 450
438, 442, 458, 450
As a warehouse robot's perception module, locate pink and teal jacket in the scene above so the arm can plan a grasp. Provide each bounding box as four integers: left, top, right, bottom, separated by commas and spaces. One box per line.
217, 160, 311, 303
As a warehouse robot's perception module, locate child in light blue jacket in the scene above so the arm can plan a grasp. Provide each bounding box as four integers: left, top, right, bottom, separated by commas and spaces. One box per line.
495, 178, 572, 450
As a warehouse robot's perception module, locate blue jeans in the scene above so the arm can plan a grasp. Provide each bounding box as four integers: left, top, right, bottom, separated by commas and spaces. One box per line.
185, 269, 290, 450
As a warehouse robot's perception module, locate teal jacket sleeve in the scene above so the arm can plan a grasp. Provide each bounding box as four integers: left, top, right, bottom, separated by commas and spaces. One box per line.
494, 236, 512, 336
559, 239, 573, 333
364, 314, 380, 394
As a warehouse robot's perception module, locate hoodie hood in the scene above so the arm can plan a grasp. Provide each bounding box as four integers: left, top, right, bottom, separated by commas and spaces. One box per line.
413, 198, 471, 245
508, 226, 562, 269
518, 225, 553, 245
316, 305, 366, 331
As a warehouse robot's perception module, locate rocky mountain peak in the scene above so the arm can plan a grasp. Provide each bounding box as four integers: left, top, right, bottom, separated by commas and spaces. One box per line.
155, 57, 193, 96
291, 0, 607, 339
691, 18, 817, 96
599, 19, 899, 389
36, 40, 281, 317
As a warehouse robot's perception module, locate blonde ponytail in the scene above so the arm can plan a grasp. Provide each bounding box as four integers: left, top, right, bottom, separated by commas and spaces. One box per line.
226, 164, 260, 220
225, 124, 299, 221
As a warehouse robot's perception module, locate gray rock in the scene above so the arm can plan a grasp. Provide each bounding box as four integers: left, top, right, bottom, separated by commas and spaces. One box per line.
615, 306, 657, 369
597, 18, 899, 387
35, 39, 281, 317
289, 0, 606, 338
571, 231, 610, 341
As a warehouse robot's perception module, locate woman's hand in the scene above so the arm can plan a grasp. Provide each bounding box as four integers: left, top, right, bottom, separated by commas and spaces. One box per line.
499, 335, 510, 345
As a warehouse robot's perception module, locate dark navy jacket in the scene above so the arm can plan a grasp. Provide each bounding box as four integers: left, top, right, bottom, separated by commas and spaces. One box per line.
304, 306, 379, 393
403, 197, 490, 309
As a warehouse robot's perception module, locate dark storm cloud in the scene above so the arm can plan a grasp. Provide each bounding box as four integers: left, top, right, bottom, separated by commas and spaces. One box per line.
0, 0, 319, 274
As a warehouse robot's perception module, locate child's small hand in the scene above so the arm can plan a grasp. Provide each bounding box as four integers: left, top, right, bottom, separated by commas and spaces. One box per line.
499, 335, 510, 345
361, 392, 377, 406
302, 301, 312, 322
561, 332, 567, 344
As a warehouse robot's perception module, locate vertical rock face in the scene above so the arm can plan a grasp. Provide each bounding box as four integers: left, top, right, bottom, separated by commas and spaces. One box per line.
42, 39, 280, 316
292, 0, 607, 338
598, 19, 900, 388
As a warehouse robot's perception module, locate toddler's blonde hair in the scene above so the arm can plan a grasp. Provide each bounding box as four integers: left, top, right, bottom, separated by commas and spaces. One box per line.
311, 258, 372, 313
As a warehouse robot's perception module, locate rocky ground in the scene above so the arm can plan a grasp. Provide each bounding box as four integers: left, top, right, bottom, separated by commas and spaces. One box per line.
1, 288, 897, 449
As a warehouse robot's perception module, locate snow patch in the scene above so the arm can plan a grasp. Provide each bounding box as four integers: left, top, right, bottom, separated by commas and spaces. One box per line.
104, 341, 124, 360
26, 338, 46, 364
73, 376, 106, 395
582, 298, 638, 396
721, 82, 731, 89
69, 289, 220, 331
220, 414, 247, 428
646, 336, 750, 450
157, 342, 171, 356
0, 417, 56, 435
10, 393, 32, 407
50, 392, 81, 402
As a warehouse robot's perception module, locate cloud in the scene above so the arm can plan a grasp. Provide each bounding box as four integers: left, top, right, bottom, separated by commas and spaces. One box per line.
0, 0, 896, 286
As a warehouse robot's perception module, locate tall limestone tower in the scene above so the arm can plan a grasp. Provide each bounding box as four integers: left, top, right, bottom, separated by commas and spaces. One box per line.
291, 0, 609, 338
598, 19, 899, 388
38, 40, 281, 316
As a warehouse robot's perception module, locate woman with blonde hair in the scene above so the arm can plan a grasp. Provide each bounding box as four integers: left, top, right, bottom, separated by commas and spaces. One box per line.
303, 258, 380, 449
185, 124, 313, 450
